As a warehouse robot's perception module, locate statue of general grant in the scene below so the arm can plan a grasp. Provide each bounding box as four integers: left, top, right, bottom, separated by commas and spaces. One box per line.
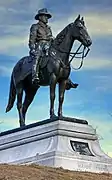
6, 8, 92, 127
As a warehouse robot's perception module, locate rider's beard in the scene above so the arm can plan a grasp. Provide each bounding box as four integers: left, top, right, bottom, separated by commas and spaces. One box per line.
42, 17, 48, 24
39, 16, 48, 24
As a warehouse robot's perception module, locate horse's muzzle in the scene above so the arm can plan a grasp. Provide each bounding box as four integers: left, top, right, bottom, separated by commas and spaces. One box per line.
86, 39, 92, 47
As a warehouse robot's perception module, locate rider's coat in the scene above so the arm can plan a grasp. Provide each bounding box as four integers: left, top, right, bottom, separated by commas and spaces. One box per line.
29, 21, 53, 51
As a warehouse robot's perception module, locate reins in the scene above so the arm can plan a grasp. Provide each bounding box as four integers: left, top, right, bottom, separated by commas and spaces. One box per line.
68, 44, 90, 70
52, 43, 90, 70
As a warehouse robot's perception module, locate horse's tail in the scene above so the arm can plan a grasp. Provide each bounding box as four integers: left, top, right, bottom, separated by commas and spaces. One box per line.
5, 73, 16, 113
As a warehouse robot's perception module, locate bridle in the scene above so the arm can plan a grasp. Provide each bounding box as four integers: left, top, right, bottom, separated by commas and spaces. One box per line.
53, 43, 90, 70
68, 43, 90, 70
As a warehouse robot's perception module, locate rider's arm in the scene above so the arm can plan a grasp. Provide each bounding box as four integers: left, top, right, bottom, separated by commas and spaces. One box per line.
29, 24, 38, 51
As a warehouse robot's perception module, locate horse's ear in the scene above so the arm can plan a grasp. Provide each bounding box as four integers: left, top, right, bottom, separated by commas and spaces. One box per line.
81, 17, 85, 25
74, 14, 80, 22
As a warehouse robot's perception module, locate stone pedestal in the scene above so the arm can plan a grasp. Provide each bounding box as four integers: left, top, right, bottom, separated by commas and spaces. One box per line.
0, 118, 112, 173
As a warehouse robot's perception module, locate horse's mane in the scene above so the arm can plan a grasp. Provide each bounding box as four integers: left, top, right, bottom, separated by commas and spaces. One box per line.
54, 23, 72, 45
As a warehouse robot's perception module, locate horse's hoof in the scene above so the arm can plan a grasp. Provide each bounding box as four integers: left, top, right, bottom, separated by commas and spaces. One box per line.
20, 123, 26, 128
58, 115, 64, 120
66, 82, 79, 90
74, 83, 79, 88
50, 114, 58, 120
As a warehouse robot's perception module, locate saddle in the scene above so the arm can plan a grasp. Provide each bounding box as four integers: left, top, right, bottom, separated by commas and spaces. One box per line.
39, 55, 49, 69
28, 54, 49, 69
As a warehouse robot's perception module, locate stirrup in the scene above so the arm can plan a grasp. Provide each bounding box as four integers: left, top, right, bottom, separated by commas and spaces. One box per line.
32, 77, 39, 84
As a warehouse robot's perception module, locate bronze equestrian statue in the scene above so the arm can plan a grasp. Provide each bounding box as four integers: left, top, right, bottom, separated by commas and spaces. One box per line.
6, 13, 92, 127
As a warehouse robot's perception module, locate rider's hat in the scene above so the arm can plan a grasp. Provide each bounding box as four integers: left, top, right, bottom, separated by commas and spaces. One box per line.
35, 8, 52, 20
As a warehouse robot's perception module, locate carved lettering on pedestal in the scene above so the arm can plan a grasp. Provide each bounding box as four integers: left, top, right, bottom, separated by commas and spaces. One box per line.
95, 164, 108, 171
78, 162, 92, 169
77, 162, 108, 172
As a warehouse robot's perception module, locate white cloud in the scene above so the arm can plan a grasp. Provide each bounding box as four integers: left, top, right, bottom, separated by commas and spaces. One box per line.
0, 117, 19, 132
0, 0, 43, 21
51, 12, 112, 37
85, 13, 112, 36
71, 57, 112, 71
0, 66, 12, 77
0, 0, 17, 6
0, 35, 28, 52
0, 0, 43, 11
93, 75, 112, 92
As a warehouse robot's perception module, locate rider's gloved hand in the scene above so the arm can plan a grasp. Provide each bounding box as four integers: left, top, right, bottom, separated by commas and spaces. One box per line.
29, 49, 36, 57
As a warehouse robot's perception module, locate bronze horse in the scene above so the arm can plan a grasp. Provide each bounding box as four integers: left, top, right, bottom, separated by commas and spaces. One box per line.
6, 15, 92, 127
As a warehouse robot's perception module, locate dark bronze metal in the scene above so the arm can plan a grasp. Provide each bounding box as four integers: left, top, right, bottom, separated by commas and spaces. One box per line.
6, 15, 92, 127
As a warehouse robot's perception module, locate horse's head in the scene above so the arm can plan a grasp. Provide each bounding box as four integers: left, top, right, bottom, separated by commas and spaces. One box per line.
72, 15, 92, 47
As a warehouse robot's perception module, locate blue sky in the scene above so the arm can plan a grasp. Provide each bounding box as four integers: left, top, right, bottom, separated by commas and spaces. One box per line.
0, 0, 112, 157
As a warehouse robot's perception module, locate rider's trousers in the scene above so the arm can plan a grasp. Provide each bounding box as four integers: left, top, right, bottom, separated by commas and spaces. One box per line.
32, 41, 50, 80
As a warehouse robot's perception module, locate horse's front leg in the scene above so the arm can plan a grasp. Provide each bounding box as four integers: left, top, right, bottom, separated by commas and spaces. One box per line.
50, 73, 57, 119
58, 80, 67, 118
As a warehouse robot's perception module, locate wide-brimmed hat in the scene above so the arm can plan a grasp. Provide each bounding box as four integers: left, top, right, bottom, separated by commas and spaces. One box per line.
35, 8, 52, 20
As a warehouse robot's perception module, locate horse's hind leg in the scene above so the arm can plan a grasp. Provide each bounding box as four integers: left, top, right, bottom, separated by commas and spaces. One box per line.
22, 86, 39, 122
50, 74, 57, 119
16, 82, 24, 127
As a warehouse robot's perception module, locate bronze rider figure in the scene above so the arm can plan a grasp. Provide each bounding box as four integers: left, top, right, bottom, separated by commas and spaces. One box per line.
29, 8, 78, 89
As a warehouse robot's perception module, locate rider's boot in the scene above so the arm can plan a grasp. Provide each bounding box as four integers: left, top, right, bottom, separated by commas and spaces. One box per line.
45, 48, 49, 56
32, 55, 40, 85
65, 78, 79, 90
